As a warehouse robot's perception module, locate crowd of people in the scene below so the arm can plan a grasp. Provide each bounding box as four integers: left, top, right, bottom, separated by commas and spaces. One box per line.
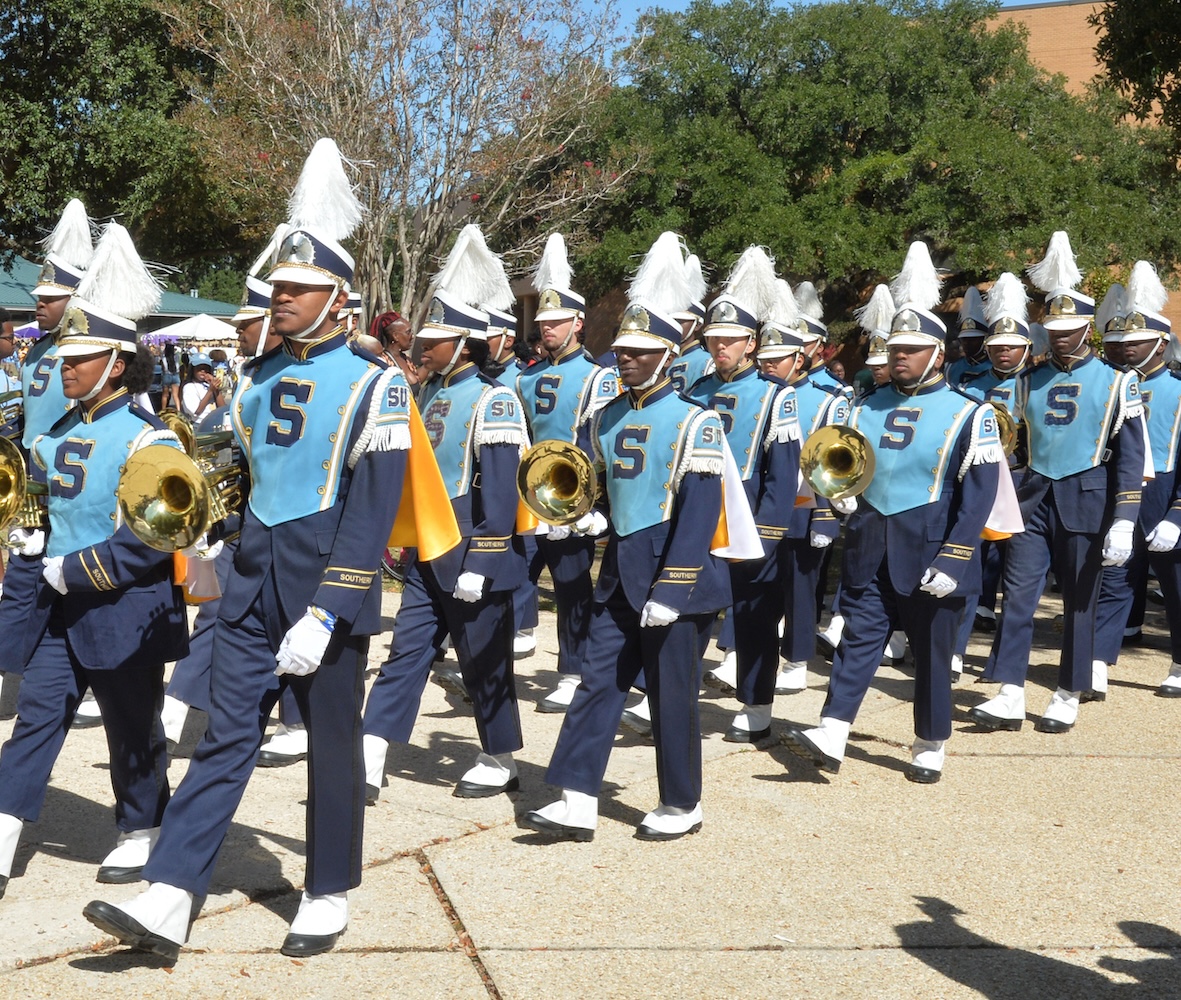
0, 138, 1177, 966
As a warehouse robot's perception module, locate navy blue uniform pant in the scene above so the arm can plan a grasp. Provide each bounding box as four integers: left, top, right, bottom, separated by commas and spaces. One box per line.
823, 561, 961, 742
532, 534, 595, 676
779, 537, 827, 663
732, 549, 788, 706
0, 617, 168, 830
143, 596, 368, 897
513, 534, 540, 633
984, 498, 1101, 692
364, 560, 522, 755
1096, 538, 1181, 664
545, 587, 713, 809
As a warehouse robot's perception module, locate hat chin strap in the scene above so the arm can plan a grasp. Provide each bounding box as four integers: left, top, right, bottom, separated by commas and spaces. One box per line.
440, 335, 469, 377
1055, 327, 1091, 364
251, 314, 273, 357
288, 288, 339, 342
79, 350, 120, 402
896, 347, 942, 391
633, 349, 671, 391
993, 345, 1030, 375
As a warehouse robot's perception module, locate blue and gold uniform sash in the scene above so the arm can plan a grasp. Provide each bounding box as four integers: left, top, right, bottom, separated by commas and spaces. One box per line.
1020, 354, 1141, 481
593, 381, 725, 537
517, 347, 617, 447
33, 389, 181, 558
21, 333, 72, 448
850, 379, 1001, 517
231, 331, 410, 527
1137, 363, 1181, 476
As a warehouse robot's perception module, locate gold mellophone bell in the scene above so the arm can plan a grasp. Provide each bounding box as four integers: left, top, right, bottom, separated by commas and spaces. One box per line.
799, 425, 876, 500
0, 392, 48, 531
516, 440, 598, 526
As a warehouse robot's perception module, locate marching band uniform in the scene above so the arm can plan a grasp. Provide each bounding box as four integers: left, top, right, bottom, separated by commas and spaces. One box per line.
974, 233, 1144, 733
516, 235, 617, 712
0, 224, 187, 898
524, 299, 734, 841
668, 337, 712, 394
787, 244, 1003, 782
363, 231, 527, 802
944, 287, 991, 386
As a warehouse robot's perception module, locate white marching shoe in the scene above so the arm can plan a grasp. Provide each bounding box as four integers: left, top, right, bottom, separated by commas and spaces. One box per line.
455, 752, 519, 798
72, 690, 102, 728
364, 734, 388, 804
1159, 662, 1181, 698
906, 738, 945, 784
0, 813, 23, 899
620, 694, 652, 738
281, 891, 348, 957
784, 716, 849, 773
636, 802, 703, 841
513, 628, 537, 659
883, 630, 907, 664
539, 674, 580, 713
723, 703, 772, 743
160, 695, 189, 749
817, 615, 844, 657
1037, 688, 1081, 734
522, 789, 597, 841
703, 650, 738, 694
774, 661, 808, 694
951, 654, 963, 682
83, 881, 193, 963
257, 722, 308, 767
97, 827, 159, 884
967, 683, 1026, 731
1082, 659, 1109, 703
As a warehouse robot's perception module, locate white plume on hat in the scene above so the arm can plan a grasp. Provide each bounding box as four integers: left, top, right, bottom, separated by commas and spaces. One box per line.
629, 231, 693, 315
684, 252, 708, 303
719, 246, 777, 319
985, 273, 1030, 326
433, 224, 513, 310
1096, 283, 1126, 335
764, 278, 800, 330
1027, 231, 1082, 294
286, 138, 364, 242
74, 222, 162, 322
890, 242, 943, 311
793, 280, 824, 323
248, 223, 290, 278
531, 233, 574, 295
855, 283, 896, 336
1126, 260, 1169, 316
41, 198, 94, 268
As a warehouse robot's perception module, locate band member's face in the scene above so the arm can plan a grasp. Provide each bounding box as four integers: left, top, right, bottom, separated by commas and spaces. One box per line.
869, 363, 890, 385
615, 345, 668, 388
236, 317, 265, 357
417, 336, 462, 373
706, 333, 754, 375
0, 323, 15, 360
888, 344, 941, 386
36, 294, 69, 332
679, 317, 700, 343
1119, 338, 1164, 370
959, 335, 985, 359
60, 350, 123, 400
488, 331, 514, 361
987, 343, 1026, 371
538, 315, 582, 354
759, 353, 802, 381
1047, 323, 1090, 360
270, 281, 341, 337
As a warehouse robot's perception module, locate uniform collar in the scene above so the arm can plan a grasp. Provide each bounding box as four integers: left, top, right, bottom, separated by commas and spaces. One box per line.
80, 387, 129, 423
1137, 358, 1169, 380
718, 359, 756, 383
550, 344, 584, 365
893, 373, 946, 398
284, 325, 347, 361
442, 361, 479, 386
789, 367, 812, 388
1050, 347, 1093, 373
628, 377, 674, 408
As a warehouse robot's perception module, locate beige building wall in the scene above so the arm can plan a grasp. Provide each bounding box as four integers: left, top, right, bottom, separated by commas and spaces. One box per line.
994, 1, 1104, 96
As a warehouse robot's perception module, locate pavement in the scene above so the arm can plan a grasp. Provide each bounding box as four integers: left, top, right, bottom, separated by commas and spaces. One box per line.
0, 579, 1178, 999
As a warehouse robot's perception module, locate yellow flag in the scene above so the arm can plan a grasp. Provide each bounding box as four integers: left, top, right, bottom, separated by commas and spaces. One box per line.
388, 397, 463, 562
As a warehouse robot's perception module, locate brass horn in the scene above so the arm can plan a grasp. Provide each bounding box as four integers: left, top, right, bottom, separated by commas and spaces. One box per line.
800, 425, 876, 500
0, 395, 48, 531
117, 444, 212, 551
991, 404, 1020, 458
516, 440, 598, 526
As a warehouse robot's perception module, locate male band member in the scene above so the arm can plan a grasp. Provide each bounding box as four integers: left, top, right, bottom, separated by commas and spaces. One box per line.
787, 242, 1004, 782
666, 251, 711, 393
524, 296, 739, 841
85, 139, 413, 960
945, 287, 991, 386
516, 234, 617, 712
972, 232, 1144, 733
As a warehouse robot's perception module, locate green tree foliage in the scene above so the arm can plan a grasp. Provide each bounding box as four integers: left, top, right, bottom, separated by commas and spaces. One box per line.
580, 0, 1181, 328
1092, 1, 1181, 142
0, 1, 247, 286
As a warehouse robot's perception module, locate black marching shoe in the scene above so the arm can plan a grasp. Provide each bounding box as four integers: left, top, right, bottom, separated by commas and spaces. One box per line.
431, 666, 471, 702
280, 928, 345, 958
783, 728, 842, 773
454, 775, 520, 798
722, 725, 771, 744
521, 811, 594, 842
82, 900, 180, 964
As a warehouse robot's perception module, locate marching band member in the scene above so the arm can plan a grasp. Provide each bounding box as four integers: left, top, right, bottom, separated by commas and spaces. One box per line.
666, 251, 711, 393
86, 139, 413, 960
972, 232, 1144, 733
362, 225, 528, 802
792, 281, 847, 397
523, 287, 747, 842
686, 249, 804, 742
787, 242, 1004, 783
516, 234, 617, 712
1093, 263, 1181, 696
945, 286, 990, 385
0, 223, 188, 898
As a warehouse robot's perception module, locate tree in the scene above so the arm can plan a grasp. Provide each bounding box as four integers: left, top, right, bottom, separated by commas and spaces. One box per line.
1092, 1, 1181, 143
160, 0, 641, 316
580, 0, 1181, 332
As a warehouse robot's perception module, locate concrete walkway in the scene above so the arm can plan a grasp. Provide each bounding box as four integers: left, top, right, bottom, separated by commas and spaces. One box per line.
0, 583, 1178, 998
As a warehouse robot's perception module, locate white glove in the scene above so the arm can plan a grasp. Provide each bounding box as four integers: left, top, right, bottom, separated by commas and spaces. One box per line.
7, 527, 45, 556
42, 555, 68, 595
182, 534, 224, 562
453, 571, 486, 603
1102, 518, 1136, 567
1146, 519, 1181, 553
919, 568, 956, 599
831, 496, 857, 516
640, 600, 680, 627
275, 607, 335, 676
546, 523, 572, 542
810, 530, 834, 549
572, 510, 608, 537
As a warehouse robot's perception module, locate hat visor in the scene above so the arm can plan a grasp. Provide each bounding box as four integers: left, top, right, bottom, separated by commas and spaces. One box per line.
702, 323, 756, 338
56, 339, 125, 358
757, 346, 802, 359
534, 307, 581, 322
1119, 330, 1167, 344
886, 333, 942, 349
30, 284, 74, 299
611, 332, 677, 353
267, 264, 340, 287
1042, 317, 1091, 332
232, 309, 267, 325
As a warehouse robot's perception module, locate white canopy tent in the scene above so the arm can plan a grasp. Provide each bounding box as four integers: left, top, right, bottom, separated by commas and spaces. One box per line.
152, 314, 237, 341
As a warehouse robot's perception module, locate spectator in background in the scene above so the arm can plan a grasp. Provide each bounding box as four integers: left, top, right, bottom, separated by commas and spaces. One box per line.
370, 311, 419, 390
827, 359, 846, 383
0, 309, 20, 395
180, 353, 224, 422
161, 343, 181, 410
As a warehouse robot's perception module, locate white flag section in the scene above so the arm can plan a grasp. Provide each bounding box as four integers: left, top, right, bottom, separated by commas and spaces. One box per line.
710, 436, 765, 561
984, 460, 1024, 538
